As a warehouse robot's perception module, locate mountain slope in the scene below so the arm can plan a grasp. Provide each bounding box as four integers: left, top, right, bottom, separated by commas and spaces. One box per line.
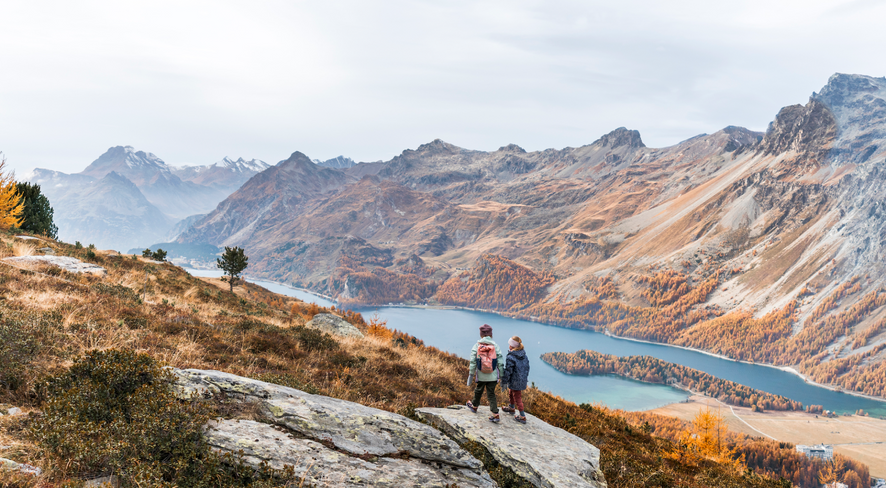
26, 170, 173, 250
177, 73, 886, 402
178, 151, 352, 246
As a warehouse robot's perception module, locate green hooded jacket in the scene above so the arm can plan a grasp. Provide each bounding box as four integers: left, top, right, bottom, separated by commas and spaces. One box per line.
468, 337, 505, 383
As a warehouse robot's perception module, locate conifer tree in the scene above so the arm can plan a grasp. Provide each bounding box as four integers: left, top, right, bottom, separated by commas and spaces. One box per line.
0, 155, 24, 229
14, 182, 57, 238
217, 246, 248, 292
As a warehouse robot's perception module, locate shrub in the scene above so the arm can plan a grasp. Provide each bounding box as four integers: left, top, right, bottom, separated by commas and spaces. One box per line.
0, 311, 44, 391
92, 283, 140, 303
290, 326, 339, 352
31, 349, 290, 486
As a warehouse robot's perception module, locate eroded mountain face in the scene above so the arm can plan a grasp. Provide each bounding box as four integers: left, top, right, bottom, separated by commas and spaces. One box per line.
180, 74, 886, 377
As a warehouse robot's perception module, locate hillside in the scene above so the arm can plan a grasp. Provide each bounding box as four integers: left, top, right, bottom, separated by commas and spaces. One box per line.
177, 73, 886, 403
0, 231, 843, 487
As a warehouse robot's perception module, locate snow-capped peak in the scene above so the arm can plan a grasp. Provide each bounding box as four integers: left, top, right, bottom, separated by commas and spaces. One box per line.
174, 157, 269, 174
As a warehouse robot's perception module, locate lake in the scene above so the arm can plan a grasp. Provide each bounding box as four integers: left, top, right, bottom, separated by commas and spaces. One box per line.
187, 269, 886, 415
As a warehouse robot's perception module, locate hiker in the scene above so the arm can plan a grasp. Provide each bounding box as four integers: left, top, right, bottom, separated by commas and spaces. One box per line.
466, 323, 505, 422
501, 336, 530, 423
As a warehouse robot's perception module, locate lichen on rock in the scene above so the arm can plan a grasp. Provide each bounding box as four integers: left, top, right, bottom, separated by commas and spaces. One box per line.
206, 419, 496, 487
305, 313, 364, 338
417, 405, 607, 488
174, 369, 477, 468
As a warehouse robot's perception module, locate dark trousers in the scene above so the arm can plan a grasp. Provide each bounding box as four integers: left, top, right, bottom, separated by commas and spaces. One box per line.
472, 381, 499, 414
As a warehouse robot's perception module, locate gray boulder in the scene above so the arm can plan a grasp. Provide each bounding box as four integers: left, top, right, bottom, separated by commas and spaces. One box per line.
206, 419, 496, 487
3, 256, 106, 275
0, 457, 42, 476
305, 313, 363, 338
174, 369, 477, 468
417, 405, 607, 488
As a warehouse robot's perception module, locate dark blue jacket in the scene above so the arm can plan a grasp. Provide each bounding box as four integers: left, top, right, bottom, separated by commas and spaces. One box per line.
501, 348, 530, 391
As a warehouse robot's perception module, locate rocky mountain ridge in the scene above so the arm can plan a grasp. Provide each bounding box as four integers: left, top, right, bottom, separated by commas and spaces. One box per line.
314, 155, 357, 169
175, 73, 886, 402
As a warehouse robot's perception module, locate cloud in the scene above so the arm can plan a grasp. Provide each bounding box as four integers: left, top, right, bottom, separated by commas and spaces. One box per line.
1, 0, 884, 174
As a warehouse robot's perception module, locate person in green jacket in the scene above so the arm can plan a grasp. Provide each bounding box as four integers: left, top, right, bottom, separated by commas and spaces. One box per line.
465, 323, 505, 423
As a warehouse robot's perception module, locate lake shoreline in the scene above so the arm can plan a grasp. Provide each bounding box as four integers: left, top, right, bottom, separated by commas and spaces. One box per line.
194, 270, 886, 409
359, 301, 886, 407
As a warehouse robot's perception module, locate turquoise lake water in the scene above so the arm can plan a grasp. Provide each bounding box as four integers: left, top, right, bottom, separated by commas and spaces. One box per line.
188, 269, 886, 415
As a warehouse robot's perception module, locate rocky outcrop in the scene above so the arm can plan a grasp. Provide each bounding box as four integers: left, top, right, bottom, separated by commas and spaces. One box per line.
417, 405, 607, 488
3, 256, 106, 275
175, 369, 610, 487
305, 313, 364, 338
174, 369, 479, 468
0, 457, 41, 476
592, 127, 645, 149
206, 419, 495, 487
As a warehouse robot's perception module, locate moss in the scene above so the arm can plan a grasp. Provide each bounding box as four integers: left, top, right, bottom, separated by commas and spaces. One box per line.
460, 440, 533, 488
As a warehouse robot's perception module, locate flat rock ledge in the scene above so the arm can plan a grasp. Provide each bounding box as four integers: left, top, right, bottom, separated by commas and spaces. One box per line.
174, 369, 492, 486
3, 256, 106, 275
417, 405, 607, 488
306, 313, 364, 338
206, 419, 495, 487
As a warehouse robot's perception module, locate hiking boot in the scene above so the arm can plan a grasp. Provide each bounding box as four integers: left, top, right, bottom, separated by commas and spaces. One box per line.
466, 401, 477, 413
514, 415, 527, 424
489, 413, 501, 423
501, 405, 515, 414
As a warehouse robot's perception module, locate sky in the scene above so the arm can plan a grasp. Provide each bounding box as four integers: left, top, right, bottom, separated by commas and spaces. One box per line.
2, 0, 886, 174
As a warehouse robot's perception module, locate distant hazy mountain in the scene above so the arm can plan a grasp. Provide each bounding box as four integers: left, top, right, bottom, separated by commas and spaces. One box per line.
24, 169, 172, 250
313, 156, 356, 169
79, 146, 232, 219
165, 213, 207, 241
23, 146, 267, 251
171, 157, 270, 192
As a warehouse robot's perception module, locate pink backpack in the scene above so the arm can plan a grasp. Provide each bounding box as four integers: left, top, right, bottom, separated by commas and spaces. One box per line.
477, 344, 497, 374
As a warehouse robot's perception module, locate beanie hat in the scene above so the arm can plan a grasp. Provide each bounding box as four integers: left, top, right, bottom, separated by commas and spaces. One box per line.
479, 324, 493, 337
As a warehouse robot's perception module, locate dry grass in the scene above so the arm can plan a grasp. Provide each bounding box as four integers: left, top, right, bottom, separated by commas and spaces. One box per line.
11, 240, 36, 257
0, 232, 814, 487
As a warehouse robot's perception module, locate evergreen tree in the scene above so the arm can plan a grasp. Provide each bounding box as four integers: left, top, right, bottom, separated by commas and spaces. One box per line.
217, 246, 248, 292
0, 156, 23, 229
14, 182, 57, 238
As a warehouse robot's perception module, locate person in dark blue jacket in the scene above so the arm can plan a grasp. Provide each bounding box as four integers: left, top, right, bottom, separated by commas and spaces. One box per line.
500, 336, 530, 423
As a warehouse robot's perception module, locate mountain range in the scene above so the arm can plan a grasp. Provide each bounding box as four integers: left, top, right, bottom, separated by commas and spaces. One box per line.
24, 147, 269, 250
21, 73, 886, 402
174, 73, 886, 401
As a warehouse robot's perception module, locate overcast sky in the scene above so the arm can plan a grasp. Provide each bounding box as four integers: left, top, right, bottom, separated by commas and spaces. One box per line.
2, 0, 885, 174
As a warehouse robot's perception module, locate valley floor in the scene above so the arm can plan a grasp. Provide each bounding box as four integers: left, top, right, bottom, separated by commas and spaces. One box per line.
649, 395, 886, 479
